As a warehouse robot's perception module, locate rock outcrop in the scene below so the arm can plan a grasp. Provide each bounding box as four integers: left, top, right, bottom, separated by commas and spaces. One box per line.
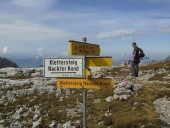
113, 82, 143, 101
154, 97, 170, 126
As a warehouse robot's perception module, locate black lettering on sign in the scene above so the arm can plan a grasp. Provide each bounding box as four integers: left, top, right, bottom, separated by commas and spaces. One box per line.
60, 61, 63, 65
48, 66, 67, 71
48, 66, 52, 71
68, 66, 79, 71
48, 66, 56, 71
50, 60, 56, 65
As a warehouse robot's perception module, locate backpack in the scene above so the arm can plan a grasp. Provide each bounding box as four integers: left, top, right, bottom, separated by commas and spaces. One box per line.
138, 48, 145, 58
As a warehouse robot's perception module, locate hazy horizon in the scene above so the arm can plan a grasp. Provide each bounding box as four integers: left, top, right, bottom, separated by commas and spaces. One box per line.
1, 52, 169, 61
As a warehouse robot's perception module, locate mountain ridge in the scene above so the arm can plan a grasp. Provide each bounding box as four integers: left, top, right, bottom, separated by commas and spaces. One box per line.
0, 57, 18, 68
165, 55, 170, 61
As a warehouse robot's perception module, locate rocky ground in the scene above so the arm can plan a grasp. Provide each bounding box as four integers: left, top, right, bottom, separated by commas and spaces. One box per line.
0, 60, 170, 128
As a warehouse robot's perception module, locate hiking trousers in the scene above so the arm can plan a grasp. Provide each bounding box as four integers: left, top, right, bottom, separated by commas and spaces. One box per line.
131, 62, 139, 77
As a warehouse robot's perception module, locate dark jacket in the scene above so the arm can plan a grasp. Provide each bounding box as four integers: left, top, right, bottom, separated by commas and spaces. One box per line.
133, 47, 140, 64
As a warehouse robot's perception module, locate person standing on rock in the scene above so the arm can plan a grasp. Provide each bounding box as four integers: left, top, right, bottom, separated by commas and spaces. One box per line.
131, 42, 140, 77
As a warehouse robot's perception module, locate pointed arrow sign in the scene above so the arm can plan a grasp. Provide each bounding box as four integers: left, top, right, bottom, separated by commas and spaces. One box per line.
69, 40, 100, 56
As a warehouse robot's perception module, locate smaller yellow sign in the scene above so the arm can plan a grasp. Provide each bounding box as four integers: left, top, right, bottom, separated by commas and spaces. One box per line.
57, 78, 113, 89
69, 40, 100, 56
86, 57, 112, 67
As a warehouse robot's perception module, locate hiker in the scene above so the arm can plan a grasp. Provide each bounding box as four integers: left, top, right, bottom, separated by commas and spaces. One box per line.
131, 42, 140, 77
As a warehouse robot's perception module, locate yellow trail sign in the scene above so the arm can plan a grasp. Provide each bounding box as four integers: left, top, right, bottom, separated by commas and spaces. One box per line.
86, 57, 112, 67
69, 40, 100, 56
56, 78, 113, 89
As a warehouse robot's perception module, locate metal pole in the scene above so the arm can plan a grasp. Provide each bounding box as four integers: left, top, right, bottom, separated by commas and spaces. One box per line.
83, 37, 87, 128
83, 89, 87, 128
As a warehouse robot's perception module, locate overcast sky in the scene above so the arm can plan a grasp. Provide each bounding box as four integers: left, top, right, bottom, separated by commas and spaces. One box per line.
0, 0, 170, 59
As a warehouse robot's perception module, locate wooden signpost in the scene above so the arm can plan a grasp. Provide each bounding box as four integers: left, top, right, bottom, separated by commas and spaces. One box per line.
44, 39, 113, 128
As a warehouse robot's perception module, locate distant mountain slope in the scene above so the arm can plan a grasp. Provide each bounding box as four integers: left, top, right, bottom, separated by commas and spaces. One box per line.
0, 57, 18, 68
10, 57, 43, 68
165, 55, 170, 61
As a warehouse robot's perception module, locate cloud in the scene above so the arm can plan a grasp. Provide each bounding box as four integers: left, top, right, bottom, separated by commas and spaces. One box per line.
99, 19, 118, 26
96, 29, 136, 39
2, 46, 10, 53
0, 19, 75, 41
37, 47, 44, 56
126, 0, 170, 4
10, 0, 56, 9
0, 2, 169, 43
147, 0, 170, 3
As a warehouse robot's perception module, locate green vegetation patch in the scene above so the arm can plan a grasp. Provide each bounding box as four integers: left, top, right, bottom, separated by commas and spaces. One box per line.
149, 73, 169, 81
110, 67, 131, 77
140, 61, 170, 71
86, 82, 169, 127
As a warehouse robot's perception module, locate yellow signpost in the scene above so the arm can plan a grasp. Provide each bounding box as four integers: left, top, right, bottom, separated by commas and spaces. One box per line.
57, 78, 113, 89
86, 57, 112, 67
52, 39, 114, 128
85, 68, 91, 80
69, 40, 100, 56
